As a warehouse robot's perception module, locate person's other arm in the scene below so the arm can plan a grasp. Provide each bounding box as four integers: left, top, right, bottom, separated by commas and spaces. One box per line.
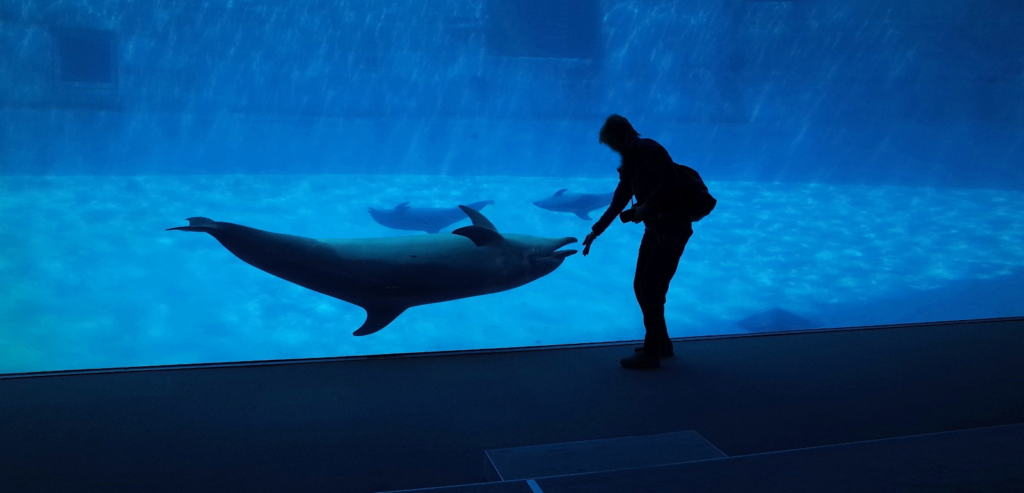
631, 141, 678, 222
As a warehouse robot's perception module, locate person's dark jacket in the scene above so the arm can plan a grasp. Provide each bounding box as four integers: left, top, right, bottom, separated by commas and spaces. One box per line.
592, 138, 686, 235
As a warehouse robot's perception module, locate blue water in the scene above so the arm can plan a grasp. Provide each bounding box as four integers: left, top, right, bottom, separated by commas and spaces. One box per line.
2, 174, 1023, 373
2, 0, 1023, 373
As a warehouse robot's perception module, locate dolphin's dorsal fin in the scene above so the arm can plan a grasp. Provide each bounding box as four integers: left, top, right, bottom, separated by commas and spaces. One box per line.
457, 205, 498, 231
353, 305, 408, 336
394, 202, 410, 211
453, 226, 504, 247
166, 217, 219, 232
554, 189, 568, 196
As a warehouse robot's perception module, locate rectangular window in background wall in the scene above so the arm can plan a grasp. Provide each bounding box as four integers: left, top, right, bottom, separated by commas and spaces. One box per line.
53, 28, 117, 86
486, 0, 600, 59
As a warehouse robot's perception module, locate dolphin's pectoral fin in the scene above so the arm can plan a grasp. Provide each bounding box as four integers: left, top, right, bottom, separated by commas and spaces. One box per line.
573, 211, 592, 220
453, 226, 504, 246
554, 188, 568, 196
353, 305, 408, 336
457, 205, 498, 231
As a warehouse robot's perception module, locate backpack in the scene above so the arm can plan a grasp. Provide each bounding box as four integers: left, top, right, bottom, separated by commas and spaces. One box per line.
674, 163, 717, 222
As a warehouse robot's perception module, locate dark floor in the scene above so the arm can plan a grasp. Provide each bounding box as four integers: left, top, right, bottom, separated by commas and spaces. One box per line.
1, 318, 1022, 493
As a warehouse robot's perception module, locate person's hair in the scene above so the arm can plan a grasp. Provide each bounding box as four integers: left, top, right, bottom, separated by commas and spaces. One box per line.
599, 114, 639, 148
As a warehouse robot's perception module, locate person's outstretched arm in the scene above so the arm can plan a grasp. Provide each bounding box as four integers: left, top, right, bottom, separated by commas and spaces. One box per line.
583, 178, 632, 256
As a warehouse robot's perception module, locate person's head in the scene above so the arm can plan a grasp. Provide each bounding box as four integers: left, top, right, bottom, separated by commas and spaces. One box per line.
599, 114, 639, 153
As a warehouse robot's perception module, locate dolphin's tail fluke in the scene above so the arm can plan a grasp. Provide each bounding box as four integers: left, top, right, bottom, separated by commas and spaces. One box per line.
167, 217, 219, 232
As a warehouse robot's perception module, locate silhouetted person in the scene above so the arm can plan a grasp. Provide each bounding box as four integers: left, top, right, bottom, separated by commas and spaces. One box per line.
582, 115, 696, 369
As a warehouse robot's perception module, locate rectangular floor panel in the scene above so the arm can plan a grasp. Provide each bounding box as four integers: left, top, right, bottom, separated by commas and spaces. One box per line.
486, 430, 726, 481
384, 480, 536, 493
536, 423, 1024, 493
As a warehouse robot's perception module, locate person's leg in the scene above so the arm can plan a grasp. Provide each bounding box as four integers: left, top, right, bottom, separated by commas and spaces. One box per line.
632, 228, 655, 312
636, 225, 692, 354
621, 230, 662, 368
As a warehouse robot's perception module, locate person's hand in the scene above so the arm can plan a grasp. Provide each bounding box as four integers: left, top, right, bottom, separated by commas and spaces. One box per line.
582, 232, 597, 256
631, 205, 649, 223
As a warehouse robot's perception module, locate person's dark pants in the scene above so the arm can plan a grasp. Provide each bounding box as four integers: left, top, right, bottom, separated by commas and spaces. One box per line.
634, 222, 693, 354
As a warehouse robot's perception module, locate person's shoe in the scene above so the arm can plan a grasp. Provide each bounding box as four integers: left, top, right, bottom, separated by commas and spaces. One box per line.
621, 349, 660, 369
635, 346, 674, 358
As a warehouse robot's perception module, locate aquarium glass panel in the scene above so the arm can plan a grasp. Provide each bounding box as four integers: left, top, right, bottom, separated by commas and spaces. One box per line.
2, 0, 1023, 374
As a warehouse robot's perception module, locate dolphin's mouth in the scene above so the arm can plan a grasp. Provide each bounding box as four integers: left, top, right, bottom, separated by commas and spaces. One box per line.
547, 249, 578, 259
544, 237, 579, 259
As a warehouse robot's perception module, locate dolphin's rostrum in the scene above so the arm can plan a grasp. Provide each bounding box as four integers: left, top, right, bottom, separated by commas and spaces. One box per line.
168, 206, 577, 336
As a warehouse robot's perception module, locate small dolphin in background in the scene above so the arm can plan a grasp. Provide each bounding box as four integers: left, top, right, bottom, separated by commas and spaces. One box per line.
533, 189, 614, 220
168, 206, 577, 336
368, 200, 494, 233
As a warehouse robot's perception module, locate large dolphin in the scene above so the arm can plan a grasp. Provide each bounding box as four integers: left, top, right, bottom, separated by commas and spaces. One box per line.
168, 206, 577, 336
368, 200, 494, 233
533, 189, 614, 220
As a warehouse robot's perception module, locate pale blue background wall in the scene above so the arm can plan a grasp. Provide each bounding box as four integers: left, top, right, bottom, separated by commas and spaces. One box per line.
1, 0, 1021, 185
